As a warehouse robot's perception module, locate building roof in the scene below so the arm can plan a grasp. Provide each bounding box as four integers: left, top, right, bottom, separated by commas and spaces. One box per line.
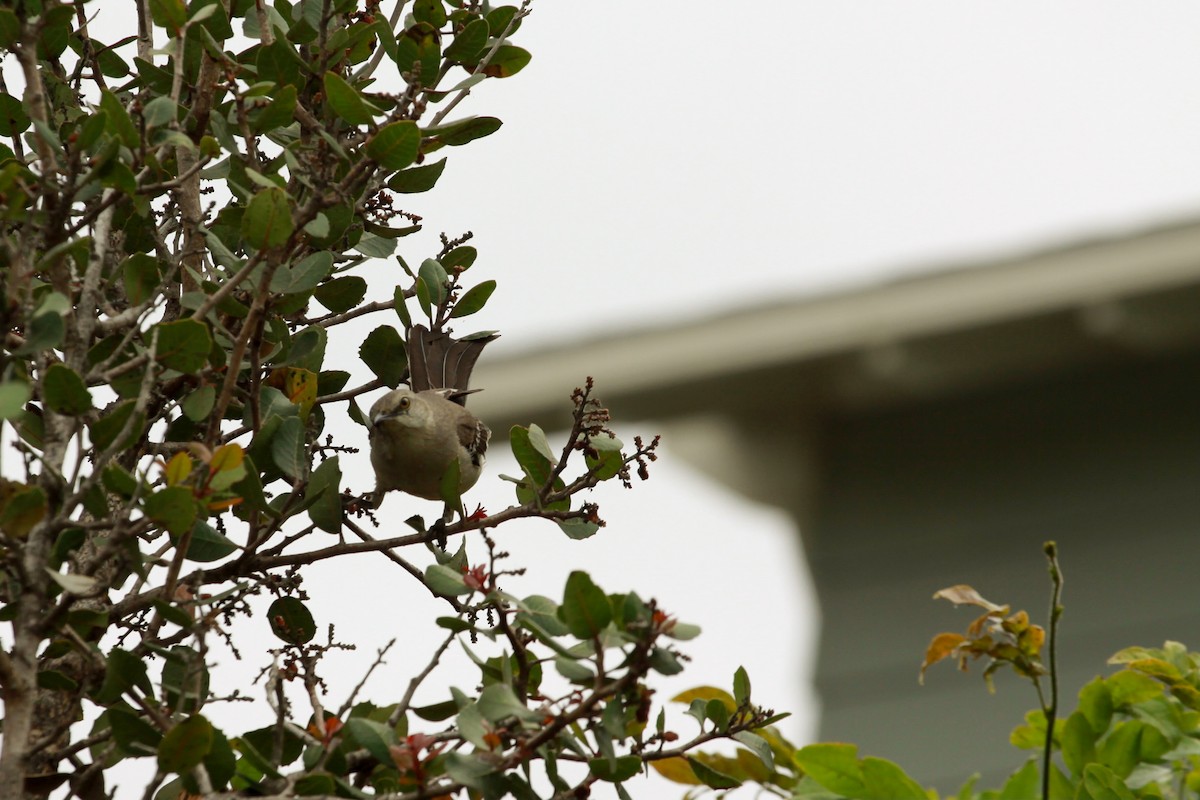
471, 218, 1200, 429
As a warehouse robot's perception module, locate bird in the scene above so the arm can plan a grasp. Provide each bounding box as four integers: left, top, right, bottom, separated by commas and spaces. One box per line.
368, 325, 496, 507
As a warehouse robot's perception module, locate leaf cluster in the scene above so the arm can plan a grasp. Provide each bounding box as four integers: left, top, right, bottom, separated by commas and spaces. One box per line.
0, 1, 799, 798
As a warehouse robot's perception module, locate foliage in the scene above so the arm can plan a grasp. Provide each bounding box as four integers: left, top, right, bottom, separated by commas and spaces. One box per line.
0, 1, 790, 798
782, 545, 1200, 800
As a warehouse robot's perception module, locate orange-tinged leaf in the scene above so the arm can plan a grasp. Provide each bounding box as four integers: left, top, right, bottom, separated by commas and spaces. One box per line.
650, 756, 703, 785
671, 686, 736, 712
164, 451, 193, 486
206, 497, 243, 511
210, 444, 243, 473
920, 633, 966, 683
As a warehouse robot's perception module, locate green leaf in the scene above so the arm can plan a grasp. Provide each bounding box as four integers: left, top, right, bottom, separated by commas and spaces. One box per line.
1098, 720, 1166, 778
394, 22, 440, 89
0, 484, 46, 540
146, 486, 198, 536
96, 648, 154, 704
314, 276, 367, 313
154, 319, 212, 373
153, 599, 195, 630
307, 456, 343, 533
42, 363, 93, 415
322, 71, 375, 125
450, 280, 496, 318
387, 157, 447, 194
0, 381, 31, 420
733, 731, 774, 771
794, 743, 866, 797
995, 759, 1038, 800
417, 258, 448, 308
687, 757, 741, 790
270, 251, 334, 294
267, 596, 316, 644
354, 232, 397, 258
293, 773, 336, 795
161, 646, 209, 713
589, 756, 642, 783
182, 385, 216, 422
1105, 670, 1161, 707
270, 416, 305, 478
443, 752, 494, 789
444, 18, 489, 63
242, 187, 294, 250
556, 519, 599, 540
1079, 676, 1114, 735
344, 717, 395, 764
123, 253, 162, 305
483, 44, 531, 78
486, 6, 523, 36
554, 655, 594, 683
476, 684, 538, 723
733, 666, 751, 707
425, 116, 502, 147
425, 564, 472, 596
38, 669, 78, 691
183, 520, 237, 562
150, 0, 188, 32
510, 426, 554, 486
1081, 763, 1137, 800
15, 310, 66, 355
860, 757, 928, 800
89, 400, 144, 451
359, 325, 407, 388
251, 85, 297, 133
0, 93, 30, 136
412, 0, 446, 26
143, 96, 177, 129
367, 121, 421, 169
108, 705, 163, 757
516, 595, 570, 636
1061, 711, 1097, 778
197, 727, 236, 791
0, 10, 19, 49
559, 571, 612, 639
158, 715, 213, 775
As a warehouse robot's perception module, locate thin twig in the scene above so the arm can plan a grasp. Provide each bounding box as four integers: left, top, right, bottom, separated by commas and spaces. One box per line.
1041, 541, 1063, 800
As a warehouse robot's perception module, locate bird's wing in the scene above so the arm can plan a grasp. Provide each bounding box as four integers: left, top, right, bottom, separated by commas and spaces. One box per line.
457, 416, 491, 465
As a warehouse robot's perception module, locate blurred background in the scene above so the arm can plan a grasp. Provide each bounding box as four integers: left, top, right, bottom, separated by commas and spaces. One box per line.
76, 0, 1200, 793
389, 1, 1200, 791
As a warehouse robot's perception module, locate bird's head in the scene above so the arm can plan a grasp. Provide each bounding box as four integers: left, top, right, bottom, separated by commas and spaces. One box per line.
369, 388, 428, 431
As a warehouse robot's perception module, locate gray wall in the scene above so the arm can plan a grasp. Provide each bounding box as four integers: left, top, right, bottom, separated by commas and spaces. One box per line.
809, 349, 1200, 791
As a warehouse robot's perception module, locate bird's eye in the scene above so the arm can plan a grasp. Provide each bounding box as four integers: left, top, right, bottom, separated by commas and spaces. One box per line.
398, 396, 410, 409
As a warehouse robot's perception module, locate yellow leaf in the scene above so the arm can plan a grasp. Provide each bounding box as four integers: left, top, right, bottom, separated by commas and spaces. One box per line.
164, 451, 193, 486
210, 443, 244, 474
670, 686, 736, 711
284, 367, 318, 419
649, 756, 702, 786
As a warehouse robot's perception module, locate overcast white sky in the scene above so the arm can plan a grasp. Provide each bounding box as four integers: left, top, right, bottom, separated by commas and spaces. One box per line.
402, 2, 1200, 347
28, 2, 1200, 795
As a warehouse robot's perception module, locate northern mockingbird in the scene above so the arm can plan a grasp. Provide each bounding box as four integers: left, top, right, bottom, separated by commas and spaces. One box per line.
368, 325, 496, 505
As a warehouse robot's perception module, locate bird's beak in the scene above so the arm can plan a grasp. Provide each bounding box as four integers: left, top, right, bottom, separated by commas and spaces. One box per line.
371, 408, 405, 427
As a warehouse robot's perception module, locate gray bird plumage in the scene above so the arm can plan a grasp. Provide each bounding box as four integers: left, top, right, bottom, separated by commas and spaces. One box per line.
368, 325, 496, 505
369, 388, 490, 501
